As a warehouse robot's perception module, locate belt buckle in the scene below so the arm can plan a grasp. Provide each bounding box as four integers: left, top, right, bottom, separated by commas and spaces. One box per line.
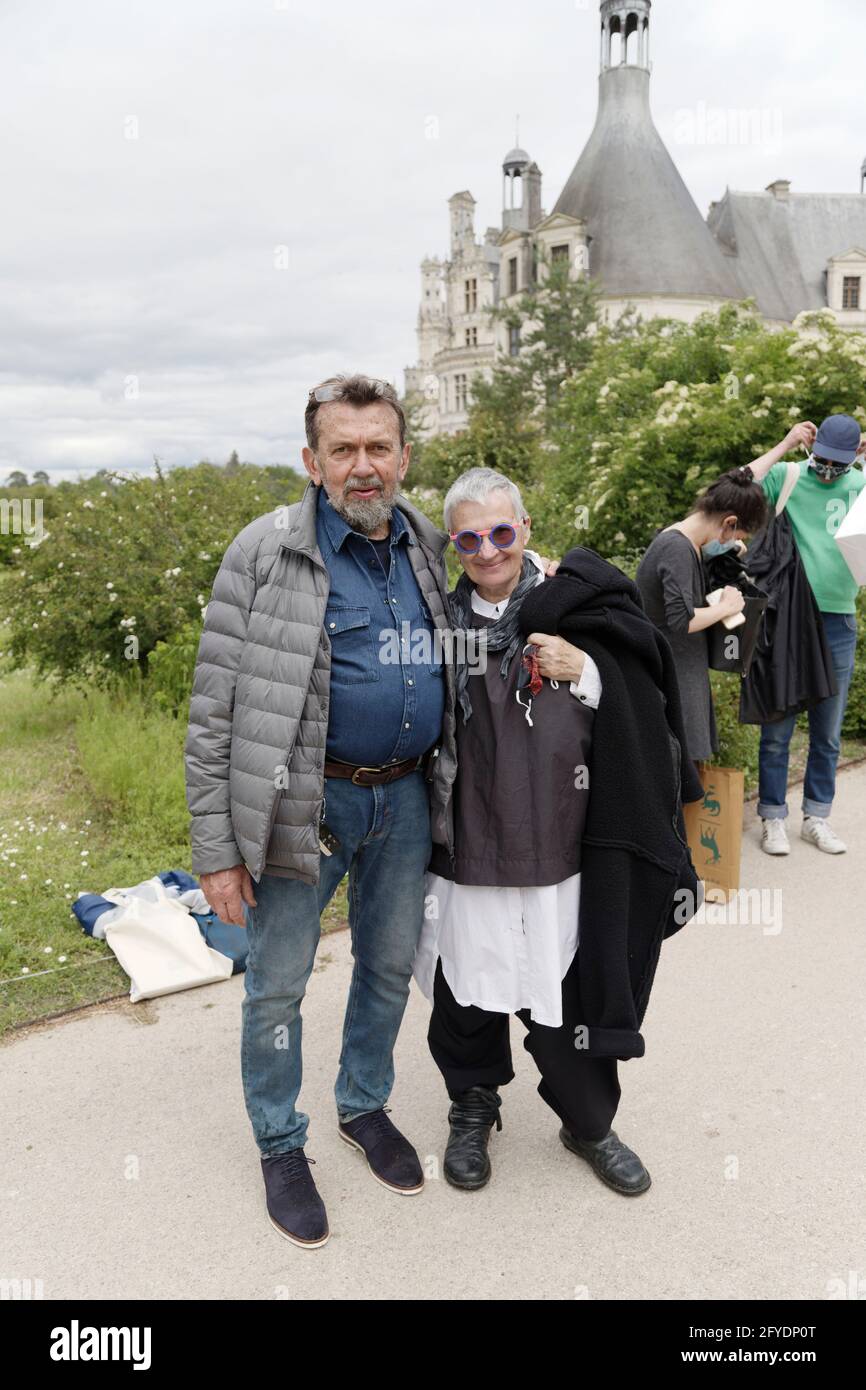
351, 765, 382, 785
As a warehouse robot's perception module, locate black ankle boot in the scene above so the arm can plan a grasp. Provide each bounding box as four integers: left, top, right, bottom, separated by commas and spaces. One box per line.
559, 1127, 651, 1196
443, 1085, 502, 1190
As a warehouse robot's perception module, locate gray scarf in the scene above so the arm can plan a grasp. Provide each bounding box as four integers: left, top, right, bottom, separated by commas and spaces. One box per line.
449, 555, 541, 724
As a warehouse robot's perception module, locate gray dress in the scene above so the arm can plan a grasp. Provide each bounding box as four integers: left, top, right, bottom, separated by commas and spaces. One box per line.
636, 528, 718, 762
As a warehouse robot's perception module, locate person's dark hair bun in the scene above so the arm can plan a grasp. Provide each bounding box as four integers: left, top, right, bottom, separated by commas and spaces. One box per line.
730, 467, 755, 486
692, 466, 767, 532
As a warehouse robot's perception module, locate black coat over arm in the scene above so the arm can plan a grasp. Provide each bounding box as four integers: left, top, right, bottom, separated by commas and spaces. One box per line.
519, 546, 704, 1060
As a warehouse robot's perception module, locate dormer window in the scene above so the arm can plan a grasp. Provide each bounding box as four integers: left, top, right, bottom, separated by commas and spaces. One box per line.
843, 276, 861, 310
827, 248, 866, 315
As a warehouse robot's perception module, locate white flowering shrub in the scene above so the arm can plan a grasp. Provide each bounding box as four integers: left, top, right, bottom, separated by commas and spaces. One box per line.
1, 460, 305, 687
544, 302, 866, 557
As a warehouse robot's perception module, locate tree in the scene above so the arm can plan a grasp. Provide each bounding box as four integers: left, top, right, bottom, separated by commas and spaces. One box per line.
542, 302, 866, 560
408, 259, 604, 497
467, 258, 604, 479
1, 461, 306, 686
5, 470, 28, 488
484, 256, 602, 418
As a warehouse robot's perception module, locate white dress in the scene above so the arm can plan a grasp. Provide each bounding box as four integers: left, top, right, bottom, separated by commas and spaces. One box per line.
413, 577, 602, 1029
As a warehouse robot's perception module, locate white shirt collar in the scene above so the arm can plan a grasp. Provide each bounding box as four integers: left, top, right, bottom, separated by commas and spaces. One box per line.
469, 549, 546, 619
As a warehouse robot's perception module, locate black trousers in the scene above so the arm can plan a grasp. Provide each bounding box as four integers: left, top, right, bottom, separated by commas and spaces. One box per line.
427, 953, 621, 1142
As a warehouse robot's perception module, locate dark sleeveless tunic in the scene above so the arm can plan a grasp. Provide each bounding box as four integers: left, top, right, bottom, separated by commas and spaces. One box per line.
428, 611, 595, 887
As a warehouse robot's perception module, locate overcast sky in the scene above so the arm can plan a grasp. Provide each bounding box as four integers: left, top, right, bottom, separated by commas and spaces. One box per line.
2, 0, 864, 482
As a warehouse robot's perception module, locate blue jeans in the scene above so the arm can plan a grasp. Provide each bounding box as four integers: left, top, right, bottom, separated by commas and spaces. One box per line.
240, 770, 431, 1155
758, 612, 858, 820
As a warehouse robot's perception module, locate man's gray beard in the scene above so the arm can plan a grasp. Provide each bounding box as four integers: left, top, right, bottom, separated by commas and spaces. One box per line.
323, 480, 396, 535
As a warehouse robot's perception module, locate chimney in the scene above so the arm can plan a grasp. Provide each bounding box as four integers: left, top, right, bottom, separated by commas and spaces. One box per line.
766, 179, 791, 201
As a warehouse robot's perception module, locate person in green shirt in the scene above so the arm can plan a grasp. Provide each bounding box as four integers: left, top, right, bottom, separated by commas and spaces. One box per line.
747, 415, 865, 856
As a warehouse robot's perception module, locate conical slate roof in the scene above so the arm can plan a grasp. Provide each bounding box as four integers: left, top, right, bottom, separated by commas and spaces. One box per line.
554, 66, 742, 301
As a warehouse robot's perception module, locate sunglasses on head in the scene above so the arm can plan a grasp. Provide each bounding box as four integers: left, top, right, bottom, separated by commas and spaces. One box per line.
449, 518, 528, 555
308, 378, 392, 405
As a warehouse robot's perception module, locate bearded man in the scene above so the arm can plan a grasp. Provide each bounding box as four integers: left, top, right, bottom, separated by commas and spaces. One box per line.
185, 374, 456, 1248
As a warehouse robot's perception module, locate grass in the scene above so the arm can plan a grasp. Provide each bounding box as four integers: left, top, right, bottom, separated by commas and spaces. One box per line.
0, 671, 127, 1031
1, 663, 862, 1036
0, 670, 348, 1036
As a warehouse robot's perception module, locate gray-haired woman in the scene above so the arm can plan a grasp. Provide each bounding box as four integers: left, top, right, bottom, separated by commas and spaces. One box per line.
414, 467, 652, 1199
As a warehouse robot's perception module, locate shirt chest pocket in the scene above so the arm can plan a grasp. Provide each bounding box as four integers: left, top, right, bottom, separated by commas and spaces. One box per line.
324, 605, 380, 685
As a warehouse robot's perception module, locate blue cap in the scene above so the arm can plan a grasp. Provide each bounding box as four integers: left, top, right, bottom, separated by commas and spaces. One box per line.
814, 414, 862, 465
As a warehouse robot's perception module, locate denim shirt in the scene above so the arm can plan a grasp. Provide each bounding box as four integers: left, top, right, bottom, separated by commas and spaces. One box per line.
316, 488, 445, 765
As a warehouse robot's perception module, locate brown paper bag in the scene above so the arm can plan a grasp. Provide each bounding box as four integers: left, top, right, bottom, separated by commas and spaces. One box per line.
683, 764, 745, 899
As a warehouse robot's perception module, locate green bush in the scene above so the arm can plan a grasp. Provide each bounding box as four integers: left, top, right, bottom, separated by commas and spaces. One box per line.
537, 304, 865, 561
147, 621, 203, 719
2, 460, 305, 688
709, 670, 761, 782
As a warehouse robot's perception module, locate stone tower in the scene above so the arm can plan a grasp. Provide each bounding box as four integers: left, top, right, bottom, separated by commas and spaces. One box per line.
554, 0, 740, 305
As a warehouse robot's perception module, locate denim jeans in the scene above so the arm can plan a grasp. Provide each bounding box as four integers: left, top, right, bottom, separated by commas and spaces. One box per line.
240, 770, 431, 1155
757, 612, 858, 820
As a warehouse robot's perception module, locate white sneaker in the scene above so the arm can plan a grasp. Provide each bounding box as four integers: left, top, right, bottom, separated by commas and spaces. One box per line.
761, 819, 790, 855
801, 817, 846, 854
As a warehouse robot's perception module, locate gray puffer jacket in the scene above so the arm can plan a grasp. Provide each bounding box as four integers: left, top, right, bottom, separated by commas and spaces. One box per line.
184, 482, 457, 886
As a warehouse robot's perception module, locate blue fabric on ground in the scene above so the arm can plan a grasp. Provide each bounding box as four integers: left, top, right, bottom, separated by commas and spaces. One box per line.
192, 913, 248, 973
72, 893, 116, 937
73, 871, 248, 971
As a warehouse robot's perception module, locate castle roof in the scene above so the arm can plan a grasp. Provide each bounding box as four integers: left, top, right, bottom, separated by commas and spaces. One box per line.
553, 66, 742, 302
708, 188, 866, 321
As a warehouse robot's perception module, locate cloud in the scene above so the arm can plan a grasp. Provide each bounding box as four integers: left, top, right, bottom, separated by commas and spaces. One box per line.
1, 0, 864, 480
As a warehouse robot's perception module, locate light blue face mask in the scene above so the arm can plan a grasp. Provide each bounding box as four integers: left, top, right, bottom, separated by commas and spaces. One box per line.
701, 538, 740, 560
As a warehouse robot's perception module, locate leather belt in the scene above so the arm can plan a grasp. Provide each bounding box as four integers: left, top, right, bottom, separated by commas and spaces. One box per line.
324, 755, 424, 787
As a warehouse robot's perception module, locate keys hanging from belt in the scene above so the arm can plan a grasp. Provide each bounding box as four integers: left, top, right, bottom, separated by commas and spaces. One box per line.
318, 799, 341, 857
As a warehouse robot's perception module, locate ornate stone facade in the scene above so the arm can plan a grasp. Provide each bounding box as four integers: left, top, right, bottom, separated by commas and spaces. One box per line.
406, 0, 866, 435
